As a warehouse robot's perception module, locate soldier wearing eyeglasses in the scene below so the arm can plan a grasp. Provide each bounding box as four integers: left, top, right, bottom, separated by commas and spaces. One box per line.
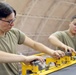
0, 2, 65, 75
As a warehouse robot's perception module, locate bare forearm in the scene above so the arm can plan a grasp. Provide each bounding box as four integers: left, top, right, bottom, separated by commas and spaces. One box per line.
0, 51, 26, 63
34, 42, 55, 56
0, 51, 44, 64
23, 35, 65, 58
49, 36, 65, 49
49, 35, 76, 53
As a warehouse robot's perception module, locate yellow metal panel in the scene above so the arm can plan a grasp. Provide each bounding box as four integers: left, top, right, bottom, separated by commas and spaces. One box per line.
21, 52, 76, 75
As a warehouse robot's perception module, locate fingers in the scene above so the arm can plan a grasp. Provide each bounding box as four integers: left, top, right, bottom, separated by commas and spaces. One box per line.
57, 50, 65, 57
65, 46, 76, 53
25, 55, 44, 64
52, 50, 65, 59
36, 56, 44, 63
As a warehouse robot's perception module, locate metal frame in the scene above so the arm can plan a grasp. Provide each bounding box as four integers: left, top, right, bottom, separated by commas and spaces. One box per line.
21, 52, 76, 75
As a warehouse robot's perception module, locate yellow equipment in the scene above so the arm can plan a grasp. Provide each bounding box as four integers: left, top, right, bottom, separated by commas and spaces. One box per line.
21, 52, 76, 75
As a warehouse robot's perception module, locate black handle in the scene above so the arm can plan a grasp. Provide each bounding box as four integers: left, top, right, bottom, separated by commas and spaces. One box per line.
65, 52, 72, 56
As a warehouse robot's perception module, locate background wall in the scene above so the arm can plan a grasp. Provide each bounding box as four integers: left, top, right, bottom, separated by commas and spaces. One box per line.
1, 0, 76, 55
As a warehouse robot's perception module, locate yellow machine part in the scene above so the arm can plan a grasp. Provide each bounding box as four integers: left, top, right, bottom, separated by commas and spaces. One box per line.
21, 52, 76, 75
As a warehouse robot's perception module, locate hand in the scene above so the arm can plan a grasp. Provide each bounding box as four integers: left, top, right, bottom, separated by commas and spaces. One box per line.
62, 45, 76, 53
51, 50, 65, 59
23, 55, 44, 64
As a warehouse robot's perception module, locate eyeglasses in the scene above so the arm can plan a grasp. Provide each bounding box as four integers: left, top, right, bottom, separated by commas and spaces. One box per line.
0, 18, 16, 25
